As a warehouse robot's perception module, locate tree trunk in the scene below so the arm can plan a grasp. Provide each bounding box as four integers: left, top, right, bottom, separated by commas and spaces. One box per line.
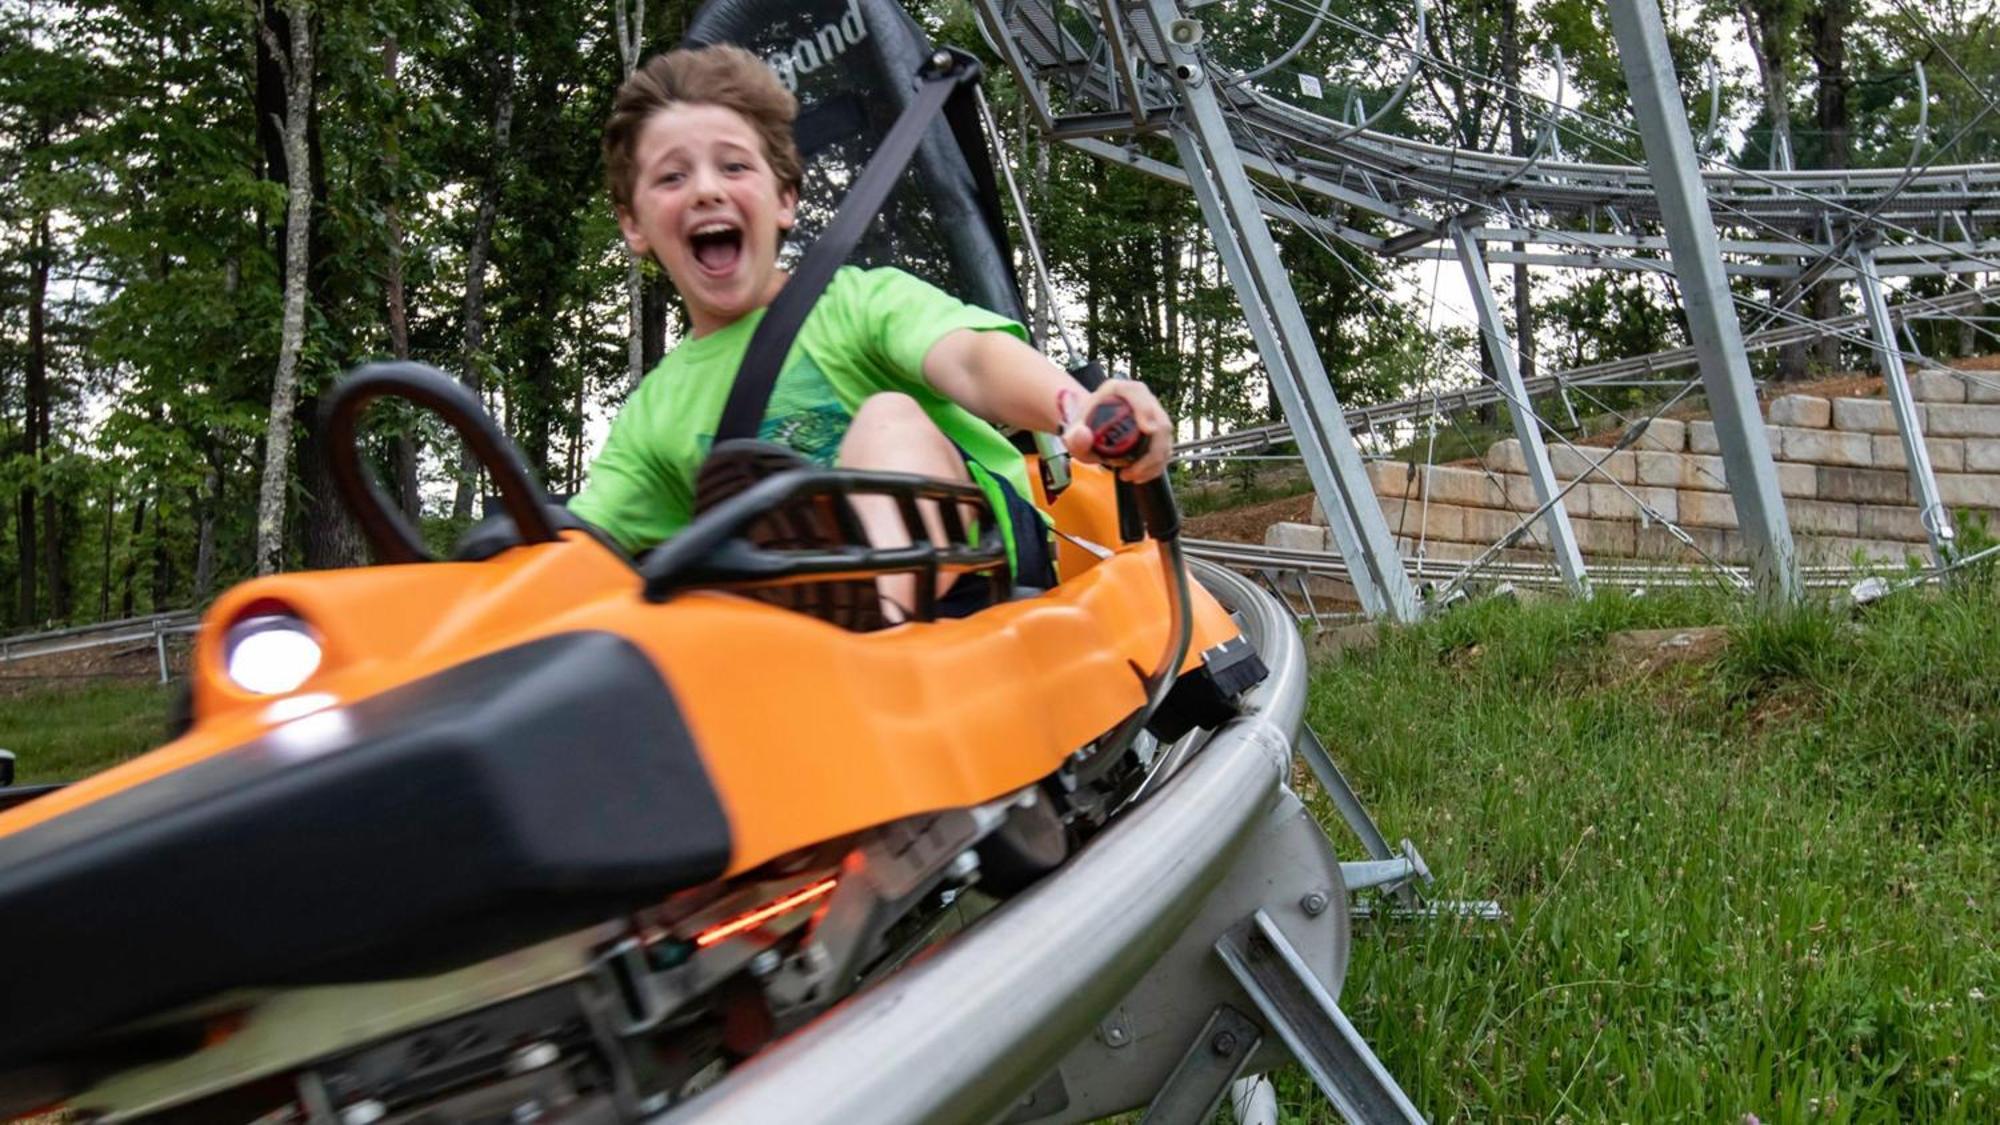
1960, 274, 1980, 357
19, 210, 49, 623
382, 36, 422, 521
454, 0, 519, 519
192, 459, 220, 601
151, 499, 174, 611
43, 493, 69, 622
1502, 0, 1534, 382
642, 271, 669, 371
254, 0, 316, 575
1807, 0, 1850, 371
99, 490, 115, 621
120, 497, 148, 619
616, 0, 647, 391
297, 394, 371, 568
1739, 0, 1795, 170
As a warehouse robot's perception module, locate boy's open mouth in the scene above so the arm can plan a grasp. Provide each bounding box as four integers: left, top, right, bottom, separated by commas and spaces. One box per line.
688, 222, 743, 276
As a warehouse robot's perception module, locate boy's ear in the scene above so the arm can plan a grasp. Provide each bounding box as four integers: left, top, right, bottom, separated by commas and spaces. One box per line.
777, 186, 798, 232
615, 206, 650, 257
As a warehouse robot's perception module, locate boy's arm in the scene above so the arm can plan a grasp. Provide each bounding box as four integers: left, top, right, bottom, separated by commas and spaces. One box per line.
922, 328, 1174, 482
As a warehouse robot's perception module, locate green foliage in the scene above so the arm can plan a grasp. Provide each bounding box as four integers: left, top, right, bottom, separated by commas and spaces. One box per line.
1297, 583, 2000, 1120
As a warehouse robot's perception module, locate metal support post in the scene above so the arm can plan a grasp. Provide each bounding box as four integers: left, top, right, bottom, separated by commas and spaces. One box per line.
1143, 0, 1421, 621
1854, 245, 1955, 565
1215, 911, 1427, 1124
1607, 0, 1800, 601
1451, 223, 1589, 593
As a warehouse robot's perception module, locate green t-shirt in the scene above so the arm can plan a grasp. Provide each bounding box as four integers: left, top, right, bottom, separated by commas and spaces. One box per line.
570, 266, 1032, 554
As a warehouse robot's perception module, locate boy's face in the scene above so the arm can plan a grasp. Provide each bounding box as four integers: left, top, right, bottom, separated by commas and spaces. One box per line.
618, 102, 798, 337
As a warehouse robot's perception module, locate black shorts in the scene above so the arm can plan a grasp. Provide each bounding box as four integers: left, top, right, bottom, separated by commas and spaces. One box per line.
937, 456, 1058, 619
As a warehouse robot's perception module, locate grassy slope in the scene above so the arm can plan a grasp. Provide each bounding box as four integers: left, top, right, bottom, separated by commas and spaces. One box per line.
0, 681, 173, 784
1286, 582, 1999, 1122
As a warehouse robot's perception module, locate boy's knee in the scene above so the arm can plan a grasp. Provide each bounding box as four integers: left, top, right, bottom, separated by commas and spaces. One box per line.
850, 392, 928, 431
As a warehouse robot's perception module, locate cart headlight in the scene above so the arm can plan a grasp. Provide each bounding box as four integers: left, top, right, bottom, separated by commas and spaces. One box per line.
224, 609, 322, 694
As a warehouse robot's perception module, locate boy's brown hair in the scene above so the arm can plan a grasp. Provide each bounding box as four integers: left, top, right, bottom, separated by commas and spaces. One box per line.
603, 45, 806, 213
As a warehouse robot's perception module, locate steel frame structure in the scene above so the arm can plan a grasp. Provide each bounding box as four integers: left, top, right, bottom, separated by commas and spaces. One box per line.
976, 0, 2000, 610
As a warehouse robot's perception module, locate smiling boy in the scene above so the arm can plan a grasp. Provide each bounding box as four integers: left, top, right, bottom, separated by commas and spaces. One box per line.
569, 45, 1171, 616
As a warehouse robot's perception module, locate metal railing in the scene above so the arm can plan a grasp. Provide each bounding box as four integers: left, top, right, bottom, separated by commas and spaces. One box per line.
1184, 536, 1882, 592
0, 611, 201, 682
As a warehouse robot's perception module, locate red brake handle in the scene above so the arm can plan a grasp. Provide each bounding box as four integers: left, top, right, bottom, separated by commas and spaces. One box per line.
1087, 398, 1148, 467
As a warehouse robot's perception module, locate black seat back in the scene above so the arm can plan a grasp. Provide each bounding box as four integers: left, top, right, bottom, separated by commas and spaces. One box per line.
683, 0, 1026, 324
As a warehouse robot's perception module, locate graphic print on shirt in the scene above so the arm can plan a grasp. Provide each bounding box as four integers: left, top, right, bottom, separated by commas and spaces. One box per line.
696, 349, 853, 466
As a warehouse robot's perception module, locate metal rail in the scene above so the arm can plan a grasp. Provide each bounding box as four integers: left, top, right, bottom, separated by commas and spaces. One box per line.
1184, 537, 1882, 591
0, 611, 200, 683
661, 560, 1306, 1125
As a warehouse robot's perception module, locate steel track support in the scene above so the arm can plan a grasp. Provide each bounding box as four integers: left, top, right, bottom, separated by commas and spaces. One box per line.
1215, 911, 1426, 1124
1607, 0, 1800, 602
1142, 0, 1421, 622
1854, 245, 1956, 565
1451, 223, 1589, 593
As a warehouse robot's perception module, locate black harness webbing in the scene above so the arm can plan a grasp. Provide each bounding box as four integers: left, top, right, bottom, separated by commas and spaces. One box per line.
711, 49, 984, 446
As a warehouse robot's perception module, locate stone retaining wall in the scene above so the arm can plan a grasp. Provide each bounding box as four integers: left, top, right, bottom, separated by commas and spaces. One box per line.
1267, 368, 2000, 567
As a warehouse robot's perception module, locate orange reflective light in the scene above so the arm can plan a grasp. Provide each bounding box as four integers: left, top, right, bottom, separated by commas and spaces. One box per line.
693, 877, 838, 949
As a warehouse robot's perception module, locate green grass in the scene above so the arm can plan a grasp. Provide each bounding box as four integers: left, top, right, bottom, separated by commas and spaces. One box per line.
0, 680, 175, 784
1278, 581, 2000, 1122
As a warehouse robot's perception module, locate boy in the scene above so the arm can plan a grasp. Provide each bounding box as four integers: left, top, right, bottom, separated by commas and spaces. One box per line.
569, 44, 1171, 616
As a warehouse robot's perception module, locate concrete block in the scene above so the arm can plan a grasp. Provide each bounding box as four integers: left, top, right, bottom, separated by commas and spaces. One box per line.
1817, 467, 1916, 505
1922, 403, 2000, 438
1383, 501, 1469, 544
1910, 369, 1967, 403
1678, 457, 1813, 497
1778, 462, 1818, 497
1394, 536, 1483, 562
1486, 439, 1527, 475
1870, 434, 1966, 472
1770, 394, 1832, 428
1633, 418, 1687, 452
1588, 483, 1678, 523
1935, 474, 2000, 510
1549, 446, 1635, 484
1679, 453, 1728, 492
1573, 517, 1636, 556
1636, 525, 1746, 563
1265, 522, 1331, 552
1504, 473, 1589, 517
1966, 371, 2000, 405
1778, 426, 1874, 467
1636, 451, 1684, 488
1688, 420, 1720, 454
1830, 397, 1907, 434
1366, 459, 1421, 500
1680, 490, 1739, 529
1787, 498, 1861, 536
1420, 465, 1508, 510
1802, 537, 1925, 566
1856, 504, 1931, 543
1463, 507, 1550, 549
1964, 437, 2000, 472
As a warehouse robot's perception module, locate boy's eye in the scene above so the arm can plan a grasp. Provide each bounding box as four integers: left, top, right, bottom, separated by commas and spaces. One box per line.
658, 170, 684, 185
724, 162, 750, 173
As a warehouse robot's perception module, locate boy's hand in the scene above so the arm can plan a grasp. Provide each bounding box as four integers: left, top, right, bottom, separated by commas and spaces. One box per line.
1059, 382, 1173, 483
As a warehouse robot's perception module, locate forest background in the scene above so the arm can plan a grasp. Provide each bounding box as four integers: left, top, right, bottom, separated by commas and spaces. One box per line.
0, 0, 1994, 632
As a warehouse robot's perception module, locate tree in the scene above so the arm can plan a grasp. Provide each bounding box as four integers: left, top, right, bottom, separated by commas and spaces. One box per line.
253, 0, 316, 575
